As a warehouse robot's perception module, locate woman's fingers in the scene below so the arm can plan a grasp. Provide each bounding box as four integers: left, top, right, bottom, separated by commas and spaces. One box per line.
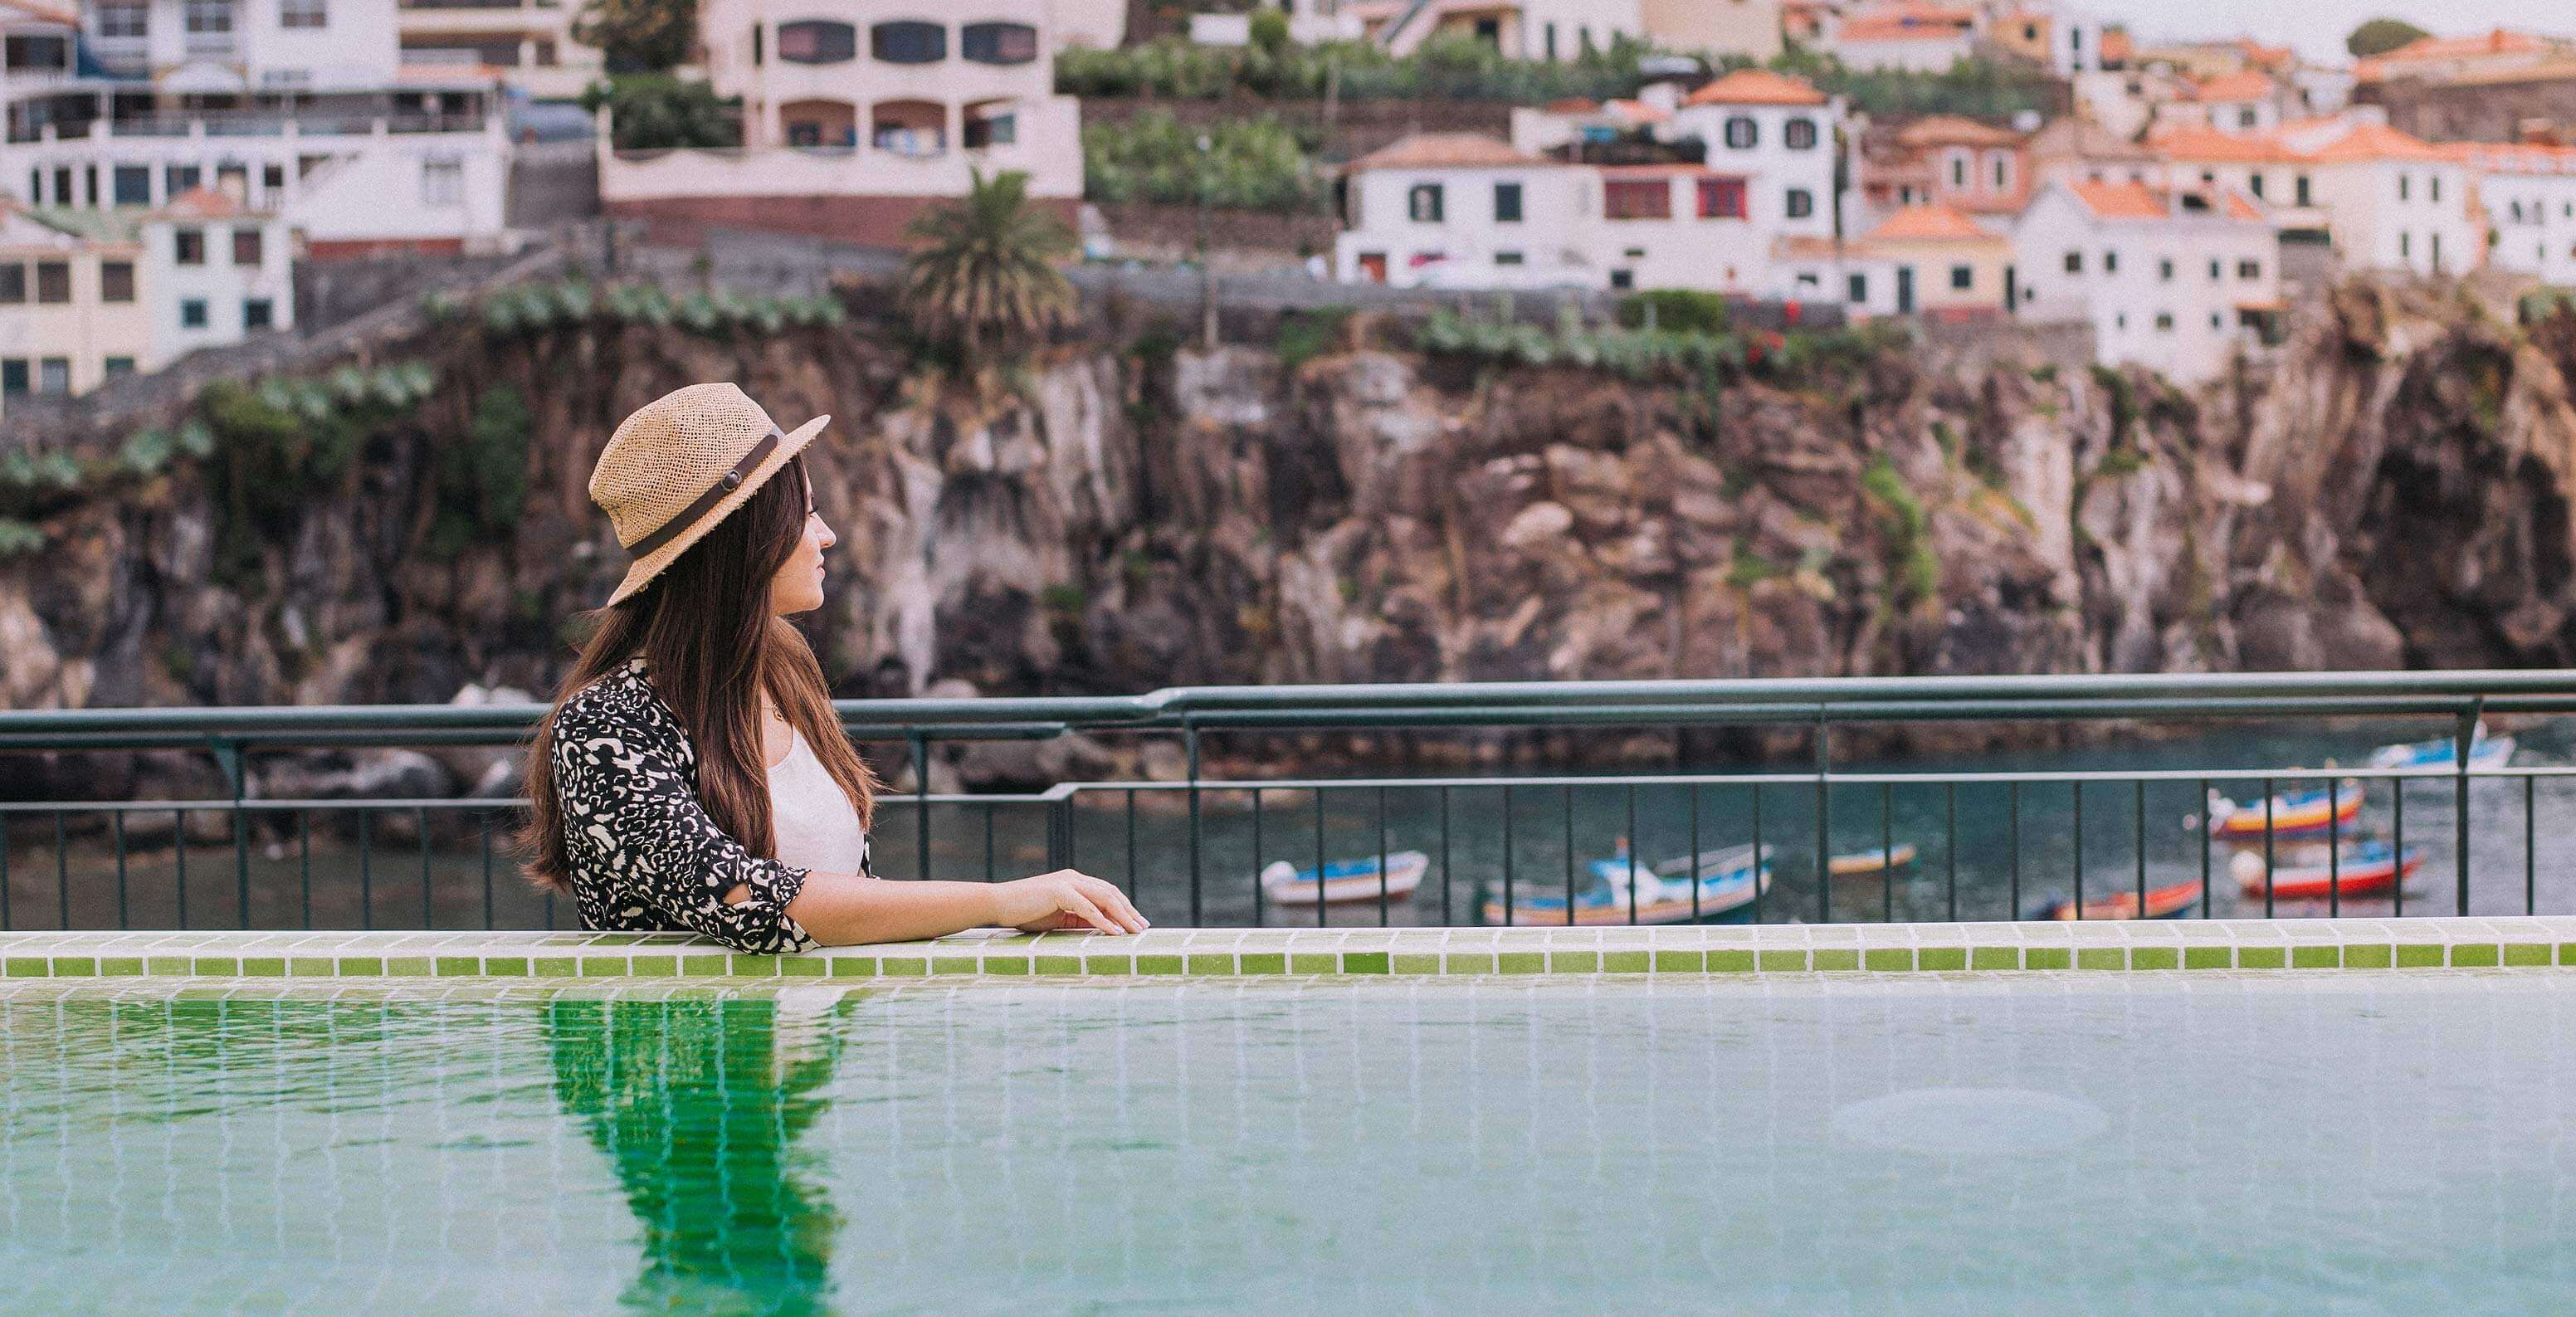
1081, 877, 1149, 932
1055, 886, 1120, 934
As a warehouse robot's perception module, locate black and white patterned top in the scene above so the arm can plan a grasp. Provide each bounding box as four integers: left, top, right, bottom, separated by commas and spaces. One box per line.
550, 656, 866, 953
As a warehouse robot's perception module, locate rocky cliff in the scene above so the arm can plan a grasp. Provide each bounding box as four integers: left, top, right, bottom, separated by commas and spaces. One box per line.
6, 275, 2576, 795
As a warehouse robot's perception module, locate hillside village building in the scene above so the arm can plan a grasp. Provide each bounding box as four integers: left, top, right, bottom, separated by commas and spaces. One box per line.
2452, 139, 2576, 288
1773, 202, 2012, 319
2012, 178, 2280, 383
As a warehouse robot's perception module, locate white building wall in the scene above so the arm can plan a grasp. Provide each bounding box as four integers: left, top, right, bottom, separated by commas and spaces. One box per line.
1829, 33, 1972, 73
1667, 95, 1842, 240
141, 212, 295, 365
2309, 158, 2478, 276
2012, 185, 2280, 383
1334, 164, 1599, 290
1587, 172, 1771, 292
239, 0, 403, 92
2474, 168, 2576, 287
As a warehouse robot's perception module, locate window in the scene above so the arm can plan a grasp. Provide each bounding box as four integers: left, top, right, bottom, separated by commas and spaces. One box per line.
2210, 311, 2223, 330
2103, 250, 2118, 274
2510, 201, 2524, 223
422, 159, 463, 206
2115, 313, 2126, 330
871, 20, 945, 63
2208, 259, 2222, 281
2237, 108, 2256, 129
1495, 251, 1524, 266
2063, 250, 2083, 274
100, 261, 134, 303
1407, 183, 1444, 222
1784, 118, 1817, 150
962, 111, 1014, 149
280, 0, 324, 29
183, 0, 232, 38
35, 261, 68, 303
2159, 257, 2174, 281
2431, 232, 2442, 271
2399, 232, 2411, 259
105, 357, 134, 377
961, 22, 1036, 65
2430, 176, 2442, 204
232, 227, 262, 266
37, 358, 68, 394
1784, 188, 1812, 219
2295, 174, 2311, 207
1609, 269, 1633, 290
262, 163, 283, 193
1990, 154, 2011, 192
2237, 260, 2261, 280
2248, 173, 2264, 199
2154, 312, 2174, 331
1847, 273, 1868, 305
180, 298, 208, 329
2398, 173, 2409, 202
777, 20, 856, 63
1603, 179, 1671, 221
1722, 116, 1756, 150
1493, 182, 1522, 223
244, 298, 272, 329
0, 264, 20, 305
175, 228, 205, 265
97, 2, 147, 37
165, 164, 200, 197
0, 359, 23, 396
1949, 264, 1973, 290
1695, 178, 1744, 219
1948, 151, 1969, 188
112, 164, 149, 205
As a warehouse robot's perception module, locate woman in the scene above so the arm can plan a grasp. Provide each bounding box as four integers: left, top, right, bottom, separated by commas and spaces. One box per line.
520, 383, 1146, 951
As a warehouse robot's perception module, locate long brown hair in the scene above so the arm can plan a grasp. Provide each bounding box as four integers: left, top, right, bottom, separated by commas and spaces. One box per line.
519, 454, 881, 890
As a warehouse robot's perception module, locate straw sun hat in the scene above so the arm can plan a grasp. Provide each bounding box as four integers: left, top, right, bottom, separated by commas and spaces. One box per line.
588, 383, 831, 607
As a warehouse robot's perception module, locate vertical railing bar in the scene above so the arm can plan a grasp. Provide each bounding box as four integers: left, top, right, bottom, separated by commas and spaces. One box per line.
1375, 784, 1390, 929
2007, 782, 2019, 919
1944, 781, 1957, 922
2455, 710, 2476, 916
2071, 782, 2084, 921
544, 887, 554, 931
983, 802, 997, 885
1125, 788, 1138, 899
2261, 777, 2276, 920
2393, 776, 2406, 919
2133, 778, 2145, 918
2327, 778, 2341, 919
418, 805, 433, 930
114, 810, 129, 931
55, 812, 69, 931
1814, 718, 1831, 926
1562, 783, 1576, 929
478, 813, 494, 932
232, 801, 247, 930
1626, 780, 1639, 927
359, 807, 373, 933
2197, 778, 2211, 919
1437, 785, 1451, 926
1186, 726, 1203, 927
1251, 787, 1266, 928
910, 733, 929, 885
0, 812, 10, 931
1750, 783, 1764, 925
1313, 784, 1327, 930
2526, 773, 2537, 916
1688, 777, 1702, 924
1502, 784, 1516, 926
1880, 780, 1893, 924
297, 810, 312, 931
174, 807, 188, 930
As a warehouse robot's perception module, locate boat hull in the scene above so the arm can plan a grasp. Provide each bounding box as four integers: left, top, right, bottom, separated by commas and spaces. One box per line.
1828, 842, 1919, 877
2234, 844, 2425, 900
2027, 879, 2200, 921
2208, 780, 2364, 838
1261, 851, 1430, 907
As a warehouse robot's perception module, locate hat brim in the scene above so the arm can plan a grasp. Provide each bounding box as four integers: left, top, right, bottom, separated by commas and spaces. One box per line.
599, 412, 832, 609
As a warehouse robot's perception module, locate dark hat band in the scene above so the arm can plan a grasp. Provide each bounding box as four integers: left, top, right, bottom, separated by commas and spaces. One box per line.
627, 427, 783, 559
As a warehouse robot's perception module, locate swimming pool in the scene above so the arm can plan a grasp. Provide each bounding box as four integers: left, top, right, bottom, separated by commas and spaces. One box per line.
4, 926, 2574, 1314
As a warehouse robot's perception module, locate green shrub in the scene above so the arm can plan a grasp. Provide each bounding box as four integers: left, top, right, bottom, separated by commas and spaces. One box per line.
0, 516, 43, 557
1082, 110, 1319, 212
1618, 290, 1730, 335
1276, 306, 1354, 370
425, 385, 534, 560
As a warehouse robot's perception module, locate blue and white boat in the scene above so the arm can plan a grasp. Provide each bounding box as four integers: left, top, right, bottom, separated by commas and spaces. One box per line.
1261, 851, 1429, 907
2369, 725, 2515, 771
1481, 842, 1774, 926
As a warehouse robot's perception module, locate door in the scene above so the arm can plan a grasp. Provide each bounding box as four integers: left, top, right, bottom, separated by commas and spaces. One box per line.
2003, 264, 2017, 313
1895, 265, 1915, 315
1359, 252, 1388, 284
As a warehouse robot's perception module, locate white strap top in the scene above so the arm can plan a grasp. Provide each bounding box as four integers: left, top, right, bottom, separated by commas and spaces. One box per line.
764, 724, 871, 876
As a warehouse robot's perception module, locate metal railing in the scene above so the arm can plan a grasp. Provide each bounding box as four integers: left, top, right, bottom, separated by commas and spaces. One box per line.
3, 670, 2574, 933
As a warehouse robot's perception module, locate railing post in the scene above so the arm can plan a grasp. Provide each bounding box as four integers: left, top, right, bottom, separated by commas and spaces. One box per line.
2455, 703, 2479, 916
1186, 725, 1203, 926
1045, 794, 1068, 871
1813, 713, 1830, 924
910, 732, 930, 884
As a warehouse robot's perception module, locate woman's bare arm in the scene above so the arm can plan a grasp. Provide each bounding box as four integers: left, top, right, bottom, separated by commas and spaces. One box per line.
734, 869, 1149, 946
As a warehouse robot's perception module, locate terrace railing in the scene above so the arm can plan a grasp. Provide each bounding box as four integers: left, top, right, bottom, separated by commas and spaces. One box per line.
3, 670, 2574, 934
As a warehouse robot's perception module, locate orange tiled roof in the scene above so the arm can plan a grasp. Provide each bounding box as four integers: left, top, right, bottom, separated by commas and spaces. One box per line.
2101, 27, 2134, 63
1605, 98, 1672, 124
1685, 69, 1828, 106
1894, 113, 2022, 147
1837, 14, 1972, 42
1866, 203, 1993, 241
161, 187, 244, 219
1347, 133, 1555, 172
2380, 27, 2553, 65
2066, 178, 2169, 219
2190, 71, 2275, 103
2235, 38, 2292, 70
2149, 125, 2301, 163
2305, 120, 2450, 163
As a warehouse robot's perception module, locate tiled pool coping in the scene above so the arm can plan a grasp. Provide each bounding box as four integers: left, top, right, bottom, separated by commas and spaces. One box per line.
6, 917, 2576, 980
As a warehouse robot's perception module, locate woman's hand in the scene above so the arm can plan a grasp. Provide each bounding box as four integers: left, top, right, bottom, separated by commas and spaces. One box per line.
992, 869, 1150, 934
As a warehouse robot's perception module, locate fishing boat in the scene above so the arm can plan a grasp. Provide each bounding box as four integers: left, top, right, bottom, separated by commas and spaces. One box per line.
1480, 843, 1774, 926
2203, 779, 2364, 839
2025, 878, 2201, 921
2232, 840, 2426, 900
2369, 728, 2515, 771
1828, 843, 1919, 878
1260, 850, 1429, 907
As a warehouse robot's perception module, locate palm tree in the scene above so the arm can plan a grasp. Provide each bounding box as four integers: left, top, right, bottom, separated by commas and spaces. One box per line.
900, 169, 1077, 366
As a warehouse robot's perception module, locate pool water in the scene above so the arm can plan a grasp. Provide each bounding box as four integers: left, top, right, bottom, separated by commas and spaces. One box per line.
4, 973, 2574, 1314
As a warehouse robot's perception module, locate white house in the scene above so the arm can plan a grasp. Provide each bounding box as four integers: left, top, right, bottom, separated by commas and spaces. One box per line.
1586, 162, 1771, 291
142, 186, 293, 360
2456, 140, 2576, 288
1772, 202, 2013, 319
601, 0, 1081, 243
1334, 133, 1594, 289
2167, 70, 2283, 135
0, 195, 146, 414
2013, 178, 2281, 383
395, 0, 603, 102
1640, 0, 1783, 62
1823, 4, 1975, 73
2288, 119, 2481, 277
1667, 68, 1842, 243
1359, 0, 1641, 61
2, 0, 514, 256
